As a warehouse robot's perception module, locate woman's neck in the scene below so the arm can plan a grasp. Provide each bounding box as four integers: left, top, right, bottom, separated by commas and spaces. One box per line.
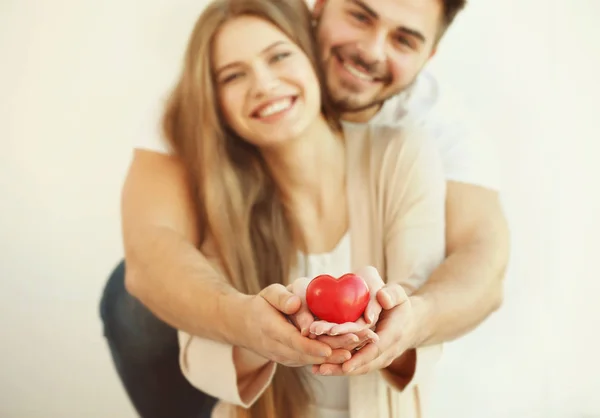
261, 116, 345, 216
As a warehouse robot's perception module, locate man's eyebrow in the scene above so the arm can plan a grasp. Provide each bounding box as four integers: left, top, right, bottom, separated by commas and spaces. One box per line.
216, 41, 286, 74
348, 0, 379, 19
347, 0, 427, 44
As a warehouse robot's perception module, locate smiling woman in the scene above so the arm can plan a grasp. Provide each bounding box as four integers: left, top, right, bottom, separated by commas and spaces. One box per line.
213, 19, 326, 147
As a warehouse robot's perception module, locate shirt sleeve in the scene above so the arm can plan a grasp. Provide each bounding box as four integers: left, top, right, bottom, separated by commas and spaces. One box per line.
398, 71, 502, 191
378, 124, 447, 391
178, 331, 277, 407
422, 83, 502, 191
380, 124, 446, 293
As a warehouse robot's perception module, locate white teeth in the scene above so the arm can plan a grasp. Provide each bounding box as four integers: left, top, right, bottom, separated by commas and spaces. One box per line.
258, 98, 293, 118
343, 62, 373, 81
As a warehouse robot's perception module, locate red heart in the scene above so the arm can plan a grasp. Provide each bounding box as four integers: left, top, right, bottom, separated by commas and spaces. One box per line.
306, 273, 370, 324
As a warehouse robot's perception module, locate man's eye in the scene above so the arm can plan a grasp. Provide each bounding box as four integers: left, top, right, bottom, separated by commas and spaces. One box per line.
350, 11, 369, 23
395, 36, 412, 48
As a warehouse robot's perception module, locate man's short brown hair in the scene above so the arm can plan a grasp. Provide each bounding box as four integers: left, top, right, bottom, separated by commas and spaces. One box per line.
440, 0, 467, 35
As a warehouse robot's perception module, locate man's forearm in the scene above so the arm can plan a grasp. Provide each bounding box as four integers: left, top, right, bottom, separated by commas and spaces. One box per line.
410, 238, 509, 347
124, 225, 246, 345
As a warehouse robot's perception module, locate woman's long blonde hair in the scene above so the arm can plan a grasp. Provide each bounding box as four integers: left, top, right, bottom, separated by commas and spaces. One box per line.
162, 0, 340, 416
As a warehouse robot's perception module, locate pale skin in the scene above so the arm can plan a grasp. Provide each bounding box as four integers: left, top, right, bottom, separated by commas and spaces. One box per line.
123, 0, 510, 383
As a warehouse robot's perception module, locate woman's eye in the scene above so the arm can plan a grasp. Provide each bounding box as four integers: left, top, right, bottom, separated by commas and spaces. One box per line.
270, 52, 291, 63
221, 72, 244, 84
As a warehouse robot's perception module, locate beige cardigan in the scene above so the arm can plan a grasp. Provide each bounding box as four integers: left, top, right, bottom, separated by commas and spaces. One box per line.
178, 123, 447, 418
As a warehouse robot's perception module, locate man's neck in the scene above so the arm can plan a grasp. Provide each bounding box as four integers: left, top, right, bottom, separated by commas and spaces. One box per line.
340, 103, 382, 124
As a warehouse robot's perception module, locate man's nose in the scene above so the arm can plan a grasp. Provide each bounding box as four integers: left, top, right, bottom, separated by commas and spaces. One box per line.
358, 29, 387, 63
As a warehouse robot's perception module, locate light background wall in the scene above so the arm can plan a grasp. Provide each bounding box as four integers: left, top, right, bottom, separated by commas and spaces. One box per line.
1, 0, 598, 417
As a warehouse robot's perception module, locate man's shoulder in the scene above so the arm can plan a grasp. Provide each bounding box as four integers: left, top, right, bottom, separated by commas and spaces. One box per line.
370, 71, 501, 191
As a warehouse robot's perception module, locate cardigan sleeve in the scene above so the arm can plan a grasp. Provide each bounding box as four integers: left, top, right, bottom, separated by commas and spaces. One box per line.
378, 125, 446, 391
178, 331, 277, 407
379, 125, 446, 293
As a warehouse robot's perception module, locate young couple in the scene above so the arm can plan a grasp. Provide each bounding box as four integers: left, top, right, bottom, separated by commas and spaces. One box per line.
100, 0, 510, 417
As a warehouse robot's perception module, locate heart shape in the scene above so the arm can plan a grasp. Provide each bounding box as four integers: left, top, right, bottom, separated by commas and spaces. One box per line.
306, 273, 370, 324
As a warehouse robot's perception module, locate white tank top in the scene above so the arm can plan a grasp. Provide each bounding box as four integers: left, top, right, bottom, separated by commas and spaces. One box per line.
296, 233, 352, 418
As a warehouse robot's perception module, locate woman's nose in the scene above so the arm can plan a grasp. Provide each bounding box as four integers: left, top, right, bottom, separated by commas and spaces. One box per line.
251, 66, 280, 98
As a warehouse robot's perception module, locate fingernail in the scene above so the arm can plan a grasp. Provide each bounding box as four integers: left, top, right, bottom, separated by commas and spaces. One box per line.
321, 350, 330, 357
321, 370, 331, 376
330, 332, 339, 336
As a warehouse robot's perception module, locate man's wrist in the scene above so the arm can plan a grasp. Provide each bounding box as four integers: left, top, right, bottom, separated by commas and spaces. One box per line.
218, 291, 253, 347
408, 294, 437, 348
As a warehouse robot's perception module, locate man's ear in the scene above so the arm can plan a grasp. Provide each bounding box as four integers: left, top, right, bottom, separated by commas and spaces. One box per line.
429, 46, 437, 59
312, 0, 326, 19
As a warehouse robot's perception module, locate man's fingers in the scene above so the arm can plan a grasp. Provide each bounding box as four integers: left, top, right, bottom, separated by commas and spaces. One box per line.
276, 320, 332, 360
342, 342, 383, 374
260, 284, 301, 315
316, 333, 360, 349
313, 363, 345, 376
377, 283, 408, 310
326, 349, 352, 364
355, 328, 379, 343
270, 341, 325, 367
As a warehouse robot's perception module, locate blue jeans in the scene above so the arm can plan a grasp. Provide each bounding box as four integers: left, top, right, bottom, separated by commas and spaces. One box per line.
99, 260, 217, 418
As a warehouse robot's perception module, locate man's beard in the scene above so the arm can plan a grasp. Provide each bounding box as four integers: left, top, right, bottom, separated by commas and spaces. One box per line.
331, 89, 387, 114
327, 55, 419, 114
325, 45, 394, 113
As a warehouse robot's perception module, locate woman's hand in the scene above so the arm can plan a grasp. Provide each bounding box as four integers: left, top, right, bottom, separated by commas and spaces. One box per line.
287, 277, 371, 352
287, 267, 385, 352
308, 266, 385, 336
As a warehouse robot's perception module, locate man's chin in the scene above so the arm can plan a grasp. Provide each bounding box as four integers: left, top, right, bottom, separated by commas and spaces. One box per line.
333, 95, 383, 115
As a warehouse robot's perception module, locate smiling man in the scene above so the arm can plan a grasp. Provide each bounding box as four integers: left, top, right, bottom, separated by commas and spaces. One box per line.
317, 0, 438, 120
100, 0, 510, 417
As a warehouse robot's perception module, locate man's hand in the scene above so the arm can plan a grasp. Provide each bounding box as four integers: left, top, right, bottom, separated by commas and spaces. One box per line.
311, 282, 416, 376
235, 283, 352, 368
